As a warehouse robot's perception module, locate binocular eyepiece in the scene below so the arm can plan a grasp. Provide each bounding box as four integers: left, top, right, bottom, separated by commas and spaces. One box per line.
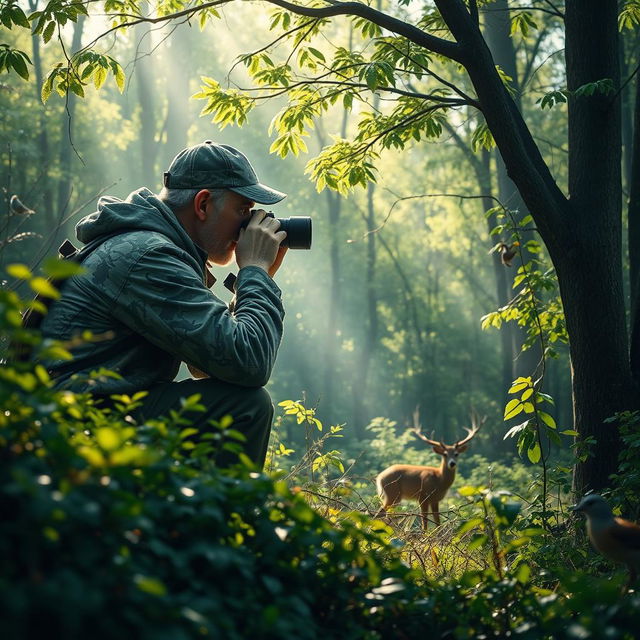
242, 211, 312, 250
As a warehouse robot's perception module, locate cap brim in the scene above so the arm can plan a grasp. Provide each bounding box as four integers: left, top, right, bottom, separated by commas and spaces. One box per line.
229, 183, 287, 205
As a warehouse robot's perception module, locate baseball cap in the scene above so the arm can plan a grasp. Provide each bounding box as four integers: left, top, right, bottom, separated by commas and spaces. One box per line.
163, 140, 286, 205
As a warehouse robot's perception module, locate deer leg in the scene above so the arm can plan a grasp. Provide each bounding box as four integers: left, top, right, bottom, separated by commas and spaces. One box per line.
431, 501, 440, 527
420, 499, 430, 531
373, 506, 387, 521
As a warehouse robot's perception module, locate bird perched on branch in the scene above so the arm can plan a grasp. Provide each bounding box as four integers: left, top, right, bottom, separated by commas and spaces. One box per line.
571, 494, 640, 588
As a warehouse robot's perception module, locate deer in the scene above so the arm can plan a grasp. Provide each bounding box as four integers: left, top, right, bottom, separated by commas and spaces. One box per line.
374, 412, 484, 531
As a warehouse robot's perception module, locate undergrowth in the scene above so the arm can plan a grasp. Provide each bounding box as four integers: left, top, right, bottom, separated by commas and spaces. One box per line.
2, 264, 640, 639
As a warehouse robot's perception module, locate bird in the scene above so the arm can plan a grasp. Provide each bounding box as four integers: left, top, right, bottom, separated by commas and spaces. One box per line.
497, 241, 519, 267
10, 194, 35, 215
571, 494, 640, 588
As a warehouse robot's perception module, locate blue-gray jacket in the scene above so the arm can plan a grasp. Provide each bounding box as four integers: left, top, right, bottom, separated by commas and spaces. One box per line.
40, 188, 284, 393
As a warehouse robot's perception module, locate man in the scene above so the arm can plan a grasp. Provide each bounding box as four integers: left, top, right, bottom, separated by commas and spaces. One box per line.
40, 141, 288, 468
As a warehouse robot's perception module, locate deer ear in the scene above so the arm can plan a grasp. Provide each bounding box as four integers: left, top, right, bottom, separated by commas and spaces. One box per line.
457, 444, 468, 453
432, 445, 445, 455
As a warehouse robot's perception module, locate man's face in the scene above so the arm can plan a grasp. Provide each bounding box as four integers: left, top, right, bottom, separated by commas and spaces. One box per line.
199, 190, 255, 265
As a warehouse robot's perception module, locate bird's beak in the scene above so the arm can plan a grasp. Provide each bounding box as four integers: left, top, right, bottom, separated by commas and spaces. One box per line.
569, 504, 582, 512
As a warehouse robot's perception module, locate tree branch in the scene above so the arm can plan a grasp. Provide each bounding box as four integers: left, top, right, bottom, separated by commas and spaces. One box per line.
434, 0, 569, 247
387, 41, 480, 107
240, 76, 472, 107
89, 0, 463, 63
469, 0, 479, 26
264, 0, 463, 61
481, 4, 564, 19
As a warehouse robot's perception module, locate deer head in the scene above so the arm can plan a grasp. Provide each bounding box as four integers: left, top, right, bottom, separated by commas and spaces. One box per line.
411, 410, 485, 470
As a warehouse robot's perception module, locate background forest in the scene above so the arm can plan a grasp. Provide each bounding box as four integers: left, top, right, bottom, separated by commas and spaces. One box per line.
1, 0, 583, 458
2, 0, 640, 637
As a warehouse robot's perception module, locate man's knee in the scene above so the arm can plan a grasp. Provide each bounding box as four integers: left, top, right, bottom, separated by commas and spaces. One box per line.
192, 379, 273, 422
244, 386, 274, 422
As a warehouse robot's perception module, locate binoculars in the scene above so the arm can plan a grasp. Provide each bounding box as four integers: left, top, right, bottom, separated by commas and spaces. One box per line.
243, 211, 312, 250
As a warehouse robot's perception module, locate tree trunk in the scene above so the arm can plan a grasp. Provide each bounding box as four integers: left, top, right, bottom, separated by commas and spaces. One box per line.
321, 189, 342, 426
135, 15, 157, 186
563, 0, 630, 490
29, 0, 54, 228
628, 49, 640, 380
484, 0, 540, 381
444, 122, 515, 393
478, 149, 515, 395
352, 182, 378, 439
620, 35, 633, 191
164, 23, 191, 163
56, 15, 85, 223
318, 84, 350, 428
555, 251, 629, 491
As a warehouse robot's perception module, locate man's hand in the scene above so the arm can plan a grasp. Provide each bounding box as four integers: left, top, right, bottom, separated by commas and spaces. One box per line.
268, 245, 288, 277
236, 210, 287, 276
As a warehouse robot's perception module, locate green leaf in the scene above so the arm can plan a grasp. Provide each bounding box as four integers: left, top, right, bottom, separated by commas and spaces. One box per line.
43, 20, 56, 44
93, 65, 107, 89
134, 575, 167, 597
527, 442, 541, 464
38, 343, 72, 361
113, 63, 125, 92
458, 485, 484, 497
504, 398, 524, 420
520, 388, 534, 401
365, 65, 378, 90
535, 392, 555, 405
7, 263, 32, 279
30, 277, 60, 299
307, 47, 325, 62
10, 52, 29, 80
456, 517, 484, 536
619, 0, 640, 29
508, 377, 531, 394
41, 71, 55, 103
96, 427, 121, 451
538, 411, 556, 429
561, 429, 579, 437
515, 563, 531, 585
11, 6, 31, 28
69, 81, 85, 98
467, 533, 488, 550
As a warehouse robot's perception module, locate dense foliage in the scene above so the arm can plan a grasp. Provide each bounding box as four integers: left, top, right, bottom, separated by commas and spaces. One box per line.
2, 273, 640, 639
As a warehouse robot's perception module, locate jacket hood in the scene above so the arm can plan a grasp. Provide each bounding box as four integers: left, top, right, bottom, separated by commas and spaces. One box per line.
76, 188, 206, 264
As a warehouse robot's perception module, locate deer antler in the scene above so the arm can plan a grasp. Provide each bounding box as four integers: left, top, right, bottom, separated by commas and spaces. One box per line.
455, 412, 486, 448
412, 427, 444, 447
411, 409, 443, 447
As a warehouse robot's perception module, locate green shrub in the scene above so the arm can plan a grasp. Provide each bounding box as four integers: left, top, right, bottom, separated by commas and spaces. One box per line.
3, 267, 640, 640
0, 337, 411, 638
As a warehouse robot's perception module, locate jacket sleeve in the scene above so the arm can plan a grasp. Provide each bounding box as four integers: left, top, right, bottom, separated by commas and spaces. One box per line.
110, 243, 284, 387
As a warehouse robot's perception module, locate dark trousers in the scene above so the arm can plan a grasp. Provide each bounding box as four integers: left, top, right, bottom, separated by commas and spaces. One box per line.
135, 378, 274, 469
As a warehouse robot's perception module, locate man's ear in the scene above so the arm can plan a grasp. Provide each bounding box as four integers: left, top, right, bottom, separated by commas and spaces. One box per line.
193, 189, 210, 221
